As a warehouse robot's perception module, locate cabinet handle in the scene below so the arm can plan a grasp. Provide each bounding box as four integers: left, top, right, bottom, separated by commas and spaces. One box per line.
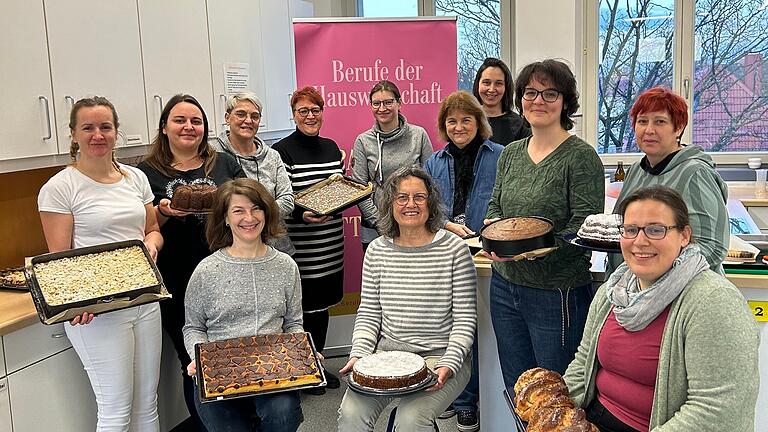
51, 332, 66, 339
219, 94, 227, 128
38, 96, 52, 140
153, 95, 164, 127
288, 92, 294, 123
64, 95, 75, 116
0, 382, 6, 392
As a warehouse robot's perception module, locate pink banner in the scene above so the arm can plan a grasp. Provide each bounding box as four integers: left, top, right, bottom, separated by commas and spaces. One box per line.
293, 18, 457, 314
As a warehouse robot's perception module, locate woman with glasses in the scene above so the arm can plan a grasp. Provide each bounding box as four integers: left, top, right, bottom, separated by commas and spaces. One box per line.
484, 59, 604, 390
212, 91, 295, 255
472, 57, 531, 146
351, 80, 433, 251
272, 87, 344, 394
137, 94, 245, 429
607, 87, 728, 275
337, 166, 476, 432
565, 185, 758, 432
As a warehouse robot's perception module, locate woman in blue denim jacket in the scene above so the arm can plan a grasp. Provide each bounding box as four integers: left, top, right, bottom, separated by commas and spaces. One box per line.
425, 91, 503, 237
424, 91, 502, 431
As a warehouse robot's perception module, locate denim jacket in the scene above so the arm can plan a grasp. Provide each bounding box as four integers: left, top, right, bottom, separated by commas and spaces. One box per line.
424, 139, 504, 232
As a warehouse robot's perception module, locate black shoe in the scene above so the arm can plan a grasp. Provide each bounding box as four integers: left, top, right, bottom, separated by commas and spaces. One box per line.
325, 371, 341, 389
437, 404, 456, 419
302, 386, 326, 396
457, 410, 479, 432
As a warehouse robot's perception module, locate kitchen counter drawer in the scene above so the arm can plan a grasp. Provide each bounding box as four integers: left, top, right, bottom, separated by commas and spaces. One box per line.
4, 321, 70, 374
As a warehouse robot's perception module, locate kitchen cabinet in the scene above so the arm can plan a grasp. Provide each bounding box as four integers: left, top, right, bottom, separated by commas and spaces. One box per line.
0, 337, 5, 378
0, 0, 59, 160
7, 347, 96, 432
747, 207, 768, 233
44, 0, 148, 149
3, 322, 70, 375
137, 0, 217, 139
260, 0, 300, 132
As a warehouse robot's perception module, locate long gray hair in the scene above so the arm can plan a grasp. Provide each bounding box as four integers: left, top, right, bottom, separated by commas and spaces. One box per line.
376, 166, 444, 238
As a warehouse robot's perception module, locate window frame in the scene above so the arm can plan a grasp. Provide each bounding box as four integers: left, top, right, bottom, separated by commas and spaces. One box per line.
582, 0, 768, 165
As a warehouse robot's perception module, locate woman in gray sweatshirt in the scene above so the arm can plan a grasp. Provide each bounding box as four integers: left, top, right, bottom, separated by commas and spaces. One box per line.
351, 80, 434, 250
183, 178, 304, 432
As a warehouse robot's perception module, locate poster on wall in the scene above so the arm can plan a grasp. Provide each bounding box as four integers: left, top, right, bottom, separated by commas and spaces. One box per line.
293, 17, 458, 315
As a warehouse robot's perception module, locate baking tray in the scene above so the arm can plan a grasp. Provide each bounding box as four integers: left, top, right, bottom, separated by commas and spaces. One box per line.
346, 369, 437, 396
27, 239, 167, 324
562, 233, 621, 253
480, 217, 556, 258
503, 388, 528, 431
0, 267, 29, 291
195, 332, 326, 403
294, 174, 373, 216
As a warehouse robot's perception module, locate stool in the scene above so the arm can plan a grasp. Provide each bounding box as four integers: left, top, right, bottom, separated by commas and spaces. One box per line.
385, 407, 440, 432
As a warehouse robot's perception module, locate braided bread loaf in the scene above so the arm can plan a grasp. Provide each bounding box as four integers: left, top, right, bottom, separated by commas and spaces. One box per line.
513, 367, 598, 431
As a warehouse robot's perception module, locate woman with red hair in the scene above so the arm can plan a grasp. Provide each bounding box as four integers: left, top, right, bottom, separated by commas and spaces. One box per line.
608, 86, 728, 275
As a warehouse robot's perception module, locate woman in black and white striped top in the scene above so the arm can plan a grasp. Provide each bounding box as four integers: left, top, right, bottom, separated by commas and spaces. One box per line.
337, 166, 477, 431
272, 87, 345, 393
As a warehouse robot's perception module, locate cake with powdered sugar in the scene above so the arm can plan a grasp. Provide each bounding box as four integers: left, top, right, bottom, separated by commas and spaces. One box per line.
577, 214, 622, 248
352, 351, 429, 390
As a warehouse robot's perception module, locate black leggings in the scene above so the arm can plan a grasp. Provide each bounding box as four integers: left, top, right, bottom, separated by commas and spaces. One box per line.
303, 309, 330, 352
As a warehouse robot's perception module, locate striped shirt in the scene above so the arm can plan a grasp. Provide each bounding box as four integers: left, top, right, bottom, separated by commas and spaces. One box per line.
350, 231, 477, 375
272, 129, 345, 311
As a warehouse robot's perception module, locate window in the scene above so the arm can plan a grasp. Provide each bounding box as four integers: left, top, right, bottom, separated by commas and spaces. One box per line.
358, 0, 418, 17
593, 0, 768, 155
436, 0, 501, 90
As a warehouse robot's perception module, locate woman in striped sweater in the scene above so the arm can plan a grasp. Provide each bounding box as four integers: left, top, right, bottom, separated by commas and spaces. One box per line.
272, 87, 345, 393
337, 166, 477, 432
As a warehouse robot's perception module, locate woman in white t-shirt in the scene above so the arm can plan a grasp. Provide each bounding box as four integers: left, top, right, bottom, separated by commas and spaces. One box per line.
37, 96, 164, 431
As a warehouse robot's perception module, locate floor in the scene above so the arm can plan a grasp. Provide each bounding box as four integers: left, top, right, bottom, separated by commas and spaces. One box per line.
172, 355, 463, 432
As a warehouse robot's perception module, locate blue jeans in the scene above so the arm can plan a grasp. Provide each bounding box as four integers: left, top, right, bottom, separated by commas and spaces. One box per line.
452, 337, 479, 412
489, 270, 592, 389
193, 384, 303, 432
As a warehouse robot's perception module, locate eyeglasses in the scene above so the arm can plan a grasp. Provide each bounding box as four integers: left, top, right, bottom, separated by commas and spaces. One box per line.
294, 107, 323, 117
522, 88, 561, 103
395, 193, 428, 206
619, 224, 681, 240
231, 110, 261, 122
371, 99, 396, 110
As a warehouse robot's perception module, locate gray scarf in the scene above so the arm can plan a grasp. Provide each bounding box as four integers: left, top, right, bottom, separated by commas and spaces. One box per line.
606, 244, 709, 331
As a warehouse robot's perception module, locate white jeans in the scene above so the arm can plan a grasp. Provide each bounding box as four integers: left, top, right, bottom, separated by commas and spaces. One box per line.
337, 357, 472, 432
65, 303, 162, 432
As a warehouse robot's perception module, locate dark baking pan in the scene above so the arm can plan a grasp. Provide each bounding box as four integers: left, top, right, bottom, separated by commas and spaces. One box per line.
196, 332, 327, 403
294, 174, 373, 216
0, 267, 30, 291
27, 239, 165, 323
480, 217, 555, 258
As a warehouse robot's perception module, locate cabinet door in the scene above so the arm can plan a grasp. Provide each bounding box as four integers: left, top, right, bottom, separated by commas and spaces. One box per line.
8, 347, 96, 431
0, 378, 10, 432
4, 322, 71, 375
44, 0, 149, 148
0, 337, 5, 378
0, 0, 58, 160
138, 0, 216, 139
207, 0, 268, 131
260, 0, 298, 132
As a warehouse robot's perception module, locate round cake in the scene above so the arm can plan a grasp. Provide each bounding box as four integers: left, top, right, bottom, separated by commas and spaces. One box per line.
171, 184, 217, 212
482, 217, 552, 241
352, 351, 429, 390
577, 214, 621, 247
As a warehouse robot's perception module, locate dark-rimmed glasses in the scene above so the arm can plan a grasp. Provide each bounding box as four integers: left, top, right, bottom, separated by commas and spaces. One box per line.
231, 110, 261, 122
294, 107, 323, 117
522, 88, 561, 103
395, 193, 427, 206
371, 99, 396, 109
619, 224, 681, 240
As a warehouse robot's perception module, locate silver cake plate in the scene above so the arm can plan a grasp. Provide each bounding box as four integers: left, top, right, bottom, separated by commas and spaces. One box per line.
345, 370, 437, 397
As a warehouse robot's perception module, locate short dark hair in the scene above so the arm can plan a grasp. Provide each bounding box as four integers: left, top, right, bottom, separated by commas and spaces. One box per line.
617, 185, 691, 238
290, 87, 324, 110
370, 80, 401, 102
206, 178, 285, 251
473, 57, 514, 113
437, 91, 492, 142
143, 94, 217, 178
514, 59, 580, 130
376, 166, 444, 238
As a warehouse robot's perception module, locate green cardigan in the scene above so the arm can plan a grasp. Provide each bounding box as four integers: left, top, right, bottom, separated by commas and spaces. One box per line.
563, 271, 759, 431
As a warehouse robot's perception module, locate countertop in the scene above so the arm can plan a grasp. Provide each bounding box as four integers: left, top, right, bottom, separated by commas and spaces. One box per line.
0, 290, 38, 335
